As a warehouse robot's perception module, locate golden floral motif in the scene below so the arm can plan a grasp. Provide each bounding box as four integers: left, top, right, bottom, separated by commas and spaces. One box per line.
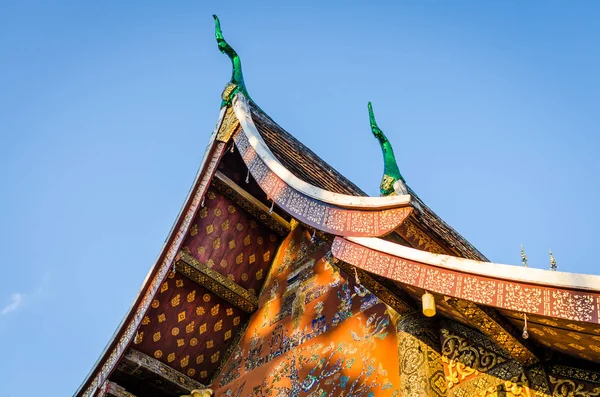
187, 290, 196, 303
198, 246, 205, 255
203, 294, 211, 302
200, 370, 207, 378
196, 307, 205, 316
199, 323, 207, 334
207, 340, 214, 348
226, 308, 233, 316
199, 207, 208, 219
256, 269, 263, 280
178, 311, 186, 322
233, 316, 240, 326
142, 316, 150, 325
225, 330, 232, 340
153, 332, 161, 342
172, 327, 180, 336
236, 223, 243, 231
249, 254, 255, 264
220, 259, 228, 268
402, 221, 447, 254
211, 304, 220, 316
211, 351, 220, 363
243, 235, 251, 246
187, 369, 195, 377
214, 208, 222, 217
177, 339, 185, 347
134, 331, 143, 344
158, 313, 166, 323
236, 253, 244, 265
212, 237, 221, 249
154, 350, 162, 359
186, 321, 195, 334
227, 205, 236, 214
152, 299, 160, 309
160, 282, 169, 294
550, 376, 600, 397
167, 353, 175, 363
589, 345, 600, 353
228, 239, 235, 249
171, 294, 181, 307
180, 355, 189, 367
176, 279, 184, 288
241, 273, 248, 281
205, 224, 214, 234
190, 224, 198, 237
441, 328, 506, 389
214, 319, 223, 332
206, 259, 215, 268
190, 338, 198, 346
196, 354, 204, 364
568, 343, 586, 351
263, 251, 271, 262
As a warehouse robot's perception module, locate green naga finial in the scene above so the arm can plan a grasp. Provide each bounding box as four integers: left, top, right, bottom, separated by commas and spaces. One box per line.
368, 102, 407, 196
213, 15, 248, 106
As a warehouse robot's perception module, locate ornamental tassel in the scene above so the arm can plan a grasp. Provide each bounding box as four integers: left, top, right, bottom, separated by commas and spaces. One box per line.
269, 200, 274, 214
245, 170, 250, 184
422, 291, 436, 317
522, 313, 529, 339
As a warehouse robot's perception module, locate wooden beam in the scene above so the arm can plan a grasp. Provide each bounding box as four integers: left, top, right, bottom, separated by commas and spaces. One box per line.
176, 251, 258, 313
445, 298, 539, 367
104, 381, 136, 397
119, 348, 205, 393
212, 170, 290, 236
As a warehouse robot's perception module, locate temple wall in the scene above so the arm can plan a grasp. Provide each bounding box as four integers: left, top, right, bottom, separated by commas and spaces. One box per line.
212, 226, 402, 396
208, 225, 600, 397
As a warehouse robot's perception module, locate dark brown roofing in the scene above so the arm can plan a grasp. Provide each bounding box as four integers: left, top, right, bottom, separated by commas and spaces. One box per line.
248, 100, 488, 262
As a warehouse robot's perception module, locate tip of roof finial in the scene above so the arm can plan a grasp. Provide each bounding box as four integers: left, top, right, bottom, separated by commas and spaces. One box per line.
213, 14, 248, 106
368, 102, 382, 138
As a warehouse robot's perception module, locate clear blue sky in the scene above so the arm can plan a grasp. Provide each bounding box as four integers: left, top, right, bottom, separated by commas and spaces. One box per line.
1, 1, 599, 395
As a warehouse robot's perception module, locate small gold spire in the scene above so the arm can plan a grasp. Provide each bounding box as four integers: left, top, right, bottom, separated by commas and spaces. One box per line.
549, 250, 557, 271
520, 244, 528, 267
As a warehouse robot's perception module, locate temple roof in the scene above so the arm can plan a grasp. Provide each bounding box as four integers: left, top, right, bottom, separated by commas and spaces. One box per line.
247, 98, 488, 261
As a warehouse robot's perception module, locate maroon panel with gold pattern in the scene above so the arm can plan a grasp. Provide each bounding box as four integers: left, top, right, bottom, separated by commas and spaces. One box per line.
133, 272, 248, 382
181, 188, 279, 296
